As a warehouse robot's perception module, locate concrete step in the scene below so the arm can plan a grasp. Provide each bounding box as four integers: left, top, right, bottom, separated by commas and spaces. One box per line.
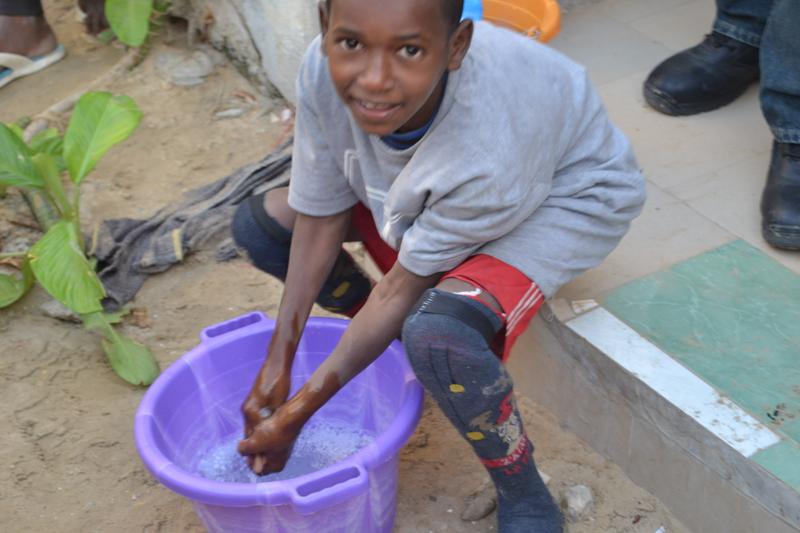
510, 299, 800, 533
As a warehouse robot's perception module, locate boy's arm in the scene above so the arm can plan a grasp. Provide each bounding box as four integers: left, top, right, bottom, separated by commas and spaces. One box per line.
238, 261, 439, 475
241, 210, 351, 449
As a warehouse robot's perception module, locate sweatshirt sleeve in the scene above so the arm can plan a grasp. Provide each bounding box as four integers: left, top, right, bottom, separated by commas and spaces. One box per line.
288, 39, 360, 217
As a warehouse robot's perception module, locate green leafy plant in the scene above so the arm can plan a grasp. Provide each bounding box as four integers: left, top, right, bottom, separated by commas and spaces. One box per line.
0, 92, 159, 386
105, 0, 170, 47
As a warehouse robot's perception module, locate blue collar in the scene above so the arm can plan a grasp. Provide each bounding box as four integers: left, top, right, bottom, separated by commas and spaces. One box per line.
381, 73, 448, 150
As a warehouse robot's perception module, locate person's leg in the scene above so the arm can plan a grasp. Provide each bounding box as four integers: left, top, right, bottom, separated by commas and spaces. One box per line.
758, 0, 800, 250
712, 0, 773, 47
402, 277, 561, 532
642, 0, 770, 116
230, 188, 374, 316
0, 0, 57, 57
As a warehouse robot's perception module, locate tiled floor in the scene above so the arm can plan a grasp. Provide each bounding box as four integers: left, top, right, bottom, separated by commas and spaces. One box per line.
550, 0, 800, 302
549, 0, 800, 503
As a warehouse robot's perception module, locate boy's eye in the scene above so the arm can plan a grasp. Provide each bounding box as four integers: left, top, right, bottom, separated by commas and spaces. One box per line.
339, 38, 362, 51
399, 45, 422, 59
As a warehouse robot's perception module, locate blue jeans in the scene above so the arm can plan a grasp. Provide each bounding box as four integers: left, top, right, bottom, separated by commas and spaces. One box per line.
713, 0, 800, 143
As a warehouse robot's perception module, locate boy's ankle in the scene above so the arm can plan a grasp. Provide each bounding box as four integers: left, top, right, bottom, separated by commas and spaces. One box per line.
0, 16, 58, 57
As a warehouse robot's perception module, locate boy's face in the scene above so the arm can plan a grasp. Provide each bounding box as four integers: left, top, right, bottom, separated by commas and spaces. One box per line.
320, 0, 472, 136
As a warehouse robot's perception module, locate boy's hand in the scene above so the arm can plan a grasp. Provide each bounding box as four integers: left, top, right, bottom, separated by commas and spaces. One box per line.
241, 366, 291, 439
240, 355, 292, 473
238, 405, 301, 475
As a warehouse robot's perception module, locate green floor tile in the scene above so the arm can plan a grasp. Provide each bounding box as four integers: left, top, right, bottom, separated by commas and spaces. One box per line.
603, 240, 800, 441
753, 441, 800, 491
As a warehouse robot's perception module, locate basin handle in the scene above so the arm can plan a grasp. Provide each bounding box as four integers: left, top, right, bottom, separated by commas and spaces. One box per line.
290, 463, 369, 515
200, 312, 273, 342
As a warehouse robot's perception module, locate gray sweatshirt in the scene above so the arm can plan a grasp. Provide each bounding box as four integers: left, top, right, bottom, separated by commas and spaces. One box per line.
288, 22, 646, 298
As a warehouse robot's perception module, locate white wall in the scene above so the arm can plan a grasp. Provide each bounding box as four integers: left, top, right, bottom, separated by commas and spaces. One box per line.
172, 0, 321, 104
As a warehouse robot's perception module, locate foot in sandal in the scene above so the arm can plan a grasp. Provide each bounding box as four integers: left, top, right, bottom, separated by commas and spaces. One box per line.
0, 14, 64, 88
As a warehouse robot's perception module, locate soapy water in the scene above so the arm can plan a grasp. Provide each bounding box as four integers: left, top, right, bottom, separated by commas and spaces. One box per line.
196, 419, 375, 483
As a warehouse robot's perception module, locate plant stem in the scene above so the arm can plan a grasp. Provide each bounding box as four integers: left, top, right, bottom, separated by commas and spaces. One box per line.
71, 188, 85, 251
0, 251, 28, 259
20, 190, 59, 231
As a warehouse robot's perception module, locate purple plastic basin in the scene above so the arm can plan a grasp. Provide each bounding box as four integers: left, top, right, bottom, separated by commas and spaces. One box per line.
134, 313, 424, 533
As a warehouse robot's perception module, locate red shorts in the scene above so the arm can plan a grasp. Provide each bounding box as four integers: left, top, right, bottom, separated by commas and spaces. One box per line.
351, 203, 544, 362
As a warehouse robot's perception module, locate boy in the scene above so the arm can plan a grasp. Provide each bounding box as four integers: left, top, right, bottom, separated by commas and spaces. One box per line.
232, 0, 645, 531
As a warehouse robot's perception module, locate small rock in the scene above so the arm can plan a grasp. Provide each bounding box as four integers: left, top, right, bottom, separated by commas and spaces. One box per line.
40, 300, 81, 323
1, 236, 34, 254
155, 49, 215, 86
409, 431, 428, 448
538, 468, 552, 485
280, 108, 293, 122
213, 108, 246, 120
560, 484, 594, 523
461, 480, 496, 522
130, 307, 151, 329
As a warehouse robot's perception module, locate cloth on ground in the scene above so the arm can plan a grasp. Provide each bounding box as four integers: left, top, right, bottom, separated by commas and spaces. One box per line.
91, 142, 292, 310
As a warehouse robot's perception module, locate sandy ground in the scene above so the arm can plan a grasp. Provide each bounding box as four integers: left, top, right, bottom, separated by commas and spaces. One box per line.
0, 4, 690, 532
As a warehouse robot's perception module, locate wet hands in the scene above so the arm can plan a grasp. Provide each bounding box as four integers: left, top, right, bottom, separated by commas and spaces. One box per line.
238, 407, 301, 475
240, 361, 292, 474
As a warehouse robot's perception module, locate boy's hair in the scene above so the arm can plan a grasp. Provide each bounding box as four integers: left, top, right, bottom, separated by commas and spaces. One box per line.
325, 0, 465, 30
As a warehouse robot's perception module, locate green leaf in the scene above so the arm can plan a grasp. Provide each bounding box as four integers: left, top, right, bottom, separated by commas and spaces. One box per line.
97, 28, 116, 45
153, 0, 170, 13
7, 123, 25, 141
0, 261, 34, 308
31, 153, 71, 218
105, 0, 153, 47
104, 308, 130, 324
29, 128, 64, 156
63, 92, 142, 185
29, 221, 105, 314
0, 123, 44, 189
82, 310, 111, 333
102, 332, 159, 386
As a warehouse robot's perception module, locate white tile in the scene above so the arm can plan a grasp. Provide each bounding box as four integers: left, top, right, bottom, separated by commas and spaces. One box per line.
551, 7, 675, 85
597, 71, 773, 190
630, 0, 718, 52
592, 0, 694, 24
557, 183, 735, 300
567, 307, 781, 457
667, 154, 800, 276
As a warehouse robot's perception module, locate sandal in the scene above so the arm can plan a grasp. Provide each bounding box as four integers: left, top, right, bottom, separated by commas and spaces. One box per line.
0, 44, 66, 89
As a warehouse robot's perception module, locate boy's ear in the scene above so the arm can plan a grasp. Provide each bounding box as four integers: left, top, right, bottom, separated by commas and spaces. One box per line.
318, 0, 330, 55
447, 19, 474, 71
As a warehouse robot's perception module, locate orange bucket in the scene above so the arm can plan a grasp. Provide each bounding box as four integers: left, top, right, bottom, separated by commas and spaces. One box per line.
482, 0, 561, 42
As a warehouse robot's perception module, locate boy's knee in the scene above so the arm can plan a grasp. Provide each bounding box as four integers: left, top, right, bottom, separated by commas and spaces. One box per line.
231, 199, 259, 251
402, 289, 501, 370
231, 194, 292, 279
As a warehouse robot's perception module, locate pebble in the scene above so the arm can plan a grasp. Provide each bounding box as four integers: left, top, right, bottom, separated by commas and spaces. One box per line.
213, 108, 246, 120
538, 468, 552, 485
40, 300, 81, 323
561, 484, 594, 523
1, 235, 34, 254
461, 480, 496, 522
154, 49, 215, 87
409, 431, 428, 448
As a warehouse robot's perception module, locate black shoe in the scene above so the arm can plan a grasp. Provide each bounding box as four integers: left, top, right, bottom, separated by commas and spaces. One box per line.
644, 32, 760, 116
761, 142, 800, 251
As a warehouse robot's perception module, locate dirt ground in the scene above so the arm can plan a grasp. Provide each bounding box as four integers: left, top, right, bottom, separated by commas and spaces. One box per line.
0, 3, 690, 532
